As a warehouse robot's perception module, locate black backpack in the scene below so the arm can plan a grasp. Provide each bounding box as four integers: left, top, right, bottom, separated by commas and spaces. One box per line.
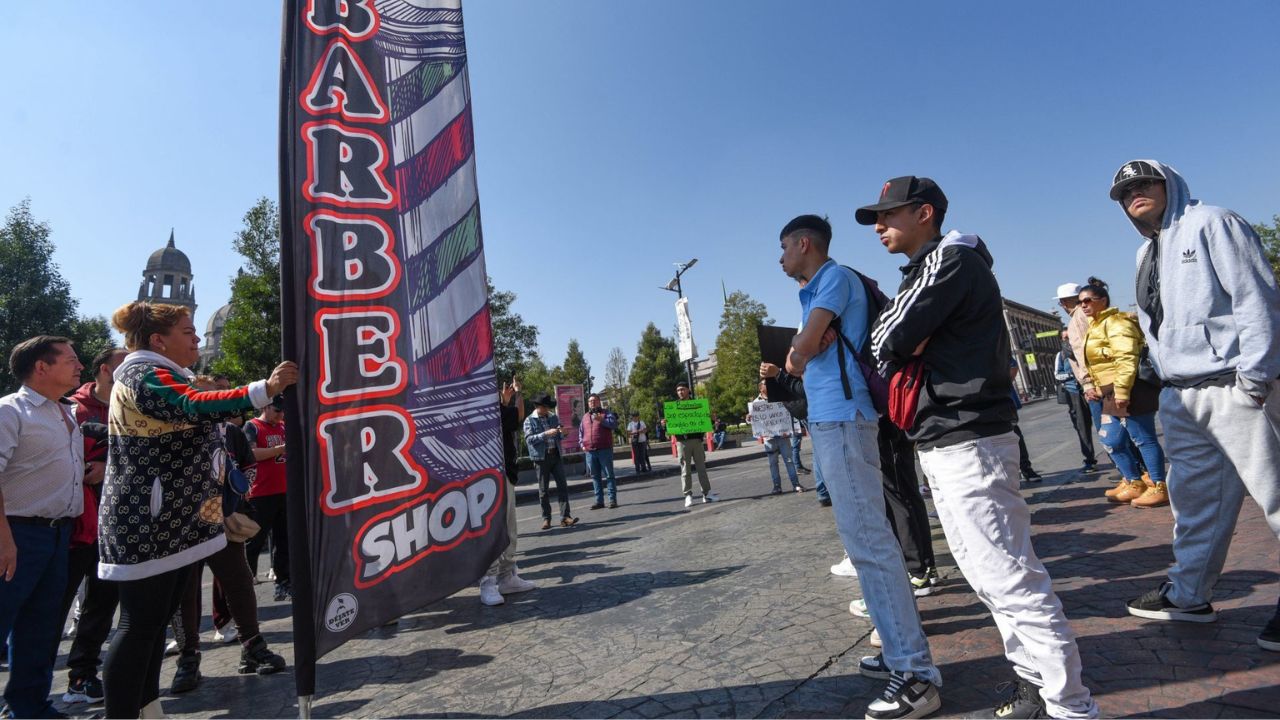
830, 267, 891, 414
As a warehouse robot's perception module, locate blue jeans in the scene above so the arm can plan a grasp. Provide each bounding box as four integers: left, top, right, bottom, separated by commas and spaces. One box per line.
713, 431, 726, 449
0, 522, 71, 718
791, 432, 804, 467
763, 436, 800, 491
809, 419, 939, 683
585, 448, 617, 504
1089, 401, 1166, 482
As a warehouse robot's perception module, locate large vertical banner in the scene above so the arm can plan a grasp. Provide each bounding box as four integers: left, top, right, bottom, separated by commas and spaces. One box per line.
280, 0, 507, 697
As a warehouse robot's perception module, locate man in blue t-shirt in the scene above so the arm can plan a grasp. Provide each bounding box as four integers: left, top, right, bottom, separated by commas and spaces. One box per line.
778, 215, 940, 720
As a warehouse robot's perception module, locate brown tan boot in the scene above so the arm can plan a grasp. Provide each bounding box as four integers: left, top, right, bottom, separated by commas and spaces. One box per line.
1131, 482, 1169, 508
1114, 478, 1149, 503
1104, 479, 1129, 499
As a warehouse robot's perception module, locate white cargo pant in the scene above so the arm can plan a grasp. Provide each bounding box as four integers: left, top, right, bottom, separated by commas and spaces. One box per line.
919, 432, 1098, 719
1160, 380, 1280, 608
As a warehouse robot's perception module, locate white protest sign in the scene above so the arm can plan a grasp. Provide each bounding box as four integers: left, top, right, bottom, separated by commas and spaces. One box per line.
748, 400, 793, 437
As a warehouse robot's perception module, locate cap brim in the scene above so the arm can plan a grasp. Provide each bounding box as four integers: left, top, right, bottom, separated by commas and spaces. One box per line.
855, 200, 913, 225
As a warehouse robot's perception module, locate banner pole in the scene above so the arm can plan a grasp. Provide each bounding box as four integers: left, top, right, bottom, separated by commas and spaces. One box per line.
278, 0, 318, 707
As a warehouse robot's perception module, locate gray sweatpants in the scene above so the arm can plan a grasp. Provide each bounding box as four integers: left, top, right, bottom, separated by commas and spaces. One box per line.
1161, 380, 1280, 608
483, 487, 519, 580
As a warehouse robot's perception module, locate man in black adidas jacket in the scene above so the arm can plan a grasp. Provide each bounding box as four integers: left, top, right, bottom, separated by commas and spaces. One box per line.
860, 177, 1097, 720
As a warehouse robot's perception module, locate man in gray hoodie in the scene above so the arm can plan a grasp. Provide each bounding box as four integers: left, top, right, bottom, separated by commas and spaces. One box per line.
1109, 160, 1280, 652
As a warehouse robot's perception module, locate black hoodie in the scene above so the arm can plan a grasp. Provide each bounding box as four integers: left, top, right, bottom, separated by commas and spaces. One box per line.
870, 231, 1016, 449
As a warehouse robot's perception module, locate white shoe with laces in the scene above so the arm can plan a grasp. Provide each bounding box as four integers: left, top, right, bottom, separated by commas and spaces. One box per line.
702, 492, 720, 503
864, 670, 941, 719
684, 495, 694, 508
211, 622, 238, 644
830, 555, 857, 577
478, 577, 504, 606
850, 598, 869, 618
498, 572, 537, 595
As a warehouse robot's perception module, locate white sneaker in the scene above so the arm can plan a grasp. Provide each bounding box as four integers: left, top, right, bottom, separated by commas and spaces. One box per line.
849, 598, 870, 618
478, 578, 505, 606
684, 495, 694, 508
870, 627, 882, 648
702, 492, 720, 503
830, 555, 857, 577
164, 639, 179, 656
211, 622, 238, 644
498, 573, 537, 595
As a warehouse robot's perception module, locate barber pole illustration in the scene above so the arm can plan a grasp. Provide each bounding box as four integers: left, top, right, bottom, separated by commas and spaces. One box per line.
280, 0, 506, 702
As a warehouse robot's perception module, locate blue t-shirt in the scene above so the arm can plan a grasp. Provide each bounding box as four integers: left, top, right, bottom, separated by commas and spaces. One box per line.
799, 259, 877, 422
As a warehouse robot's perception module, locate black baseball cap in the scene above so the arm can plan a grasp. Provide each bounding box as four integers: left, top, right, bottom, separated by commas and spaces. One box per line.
1109, 160, 1165, 201
269, 394, 285, 410
855, 176, 948, 225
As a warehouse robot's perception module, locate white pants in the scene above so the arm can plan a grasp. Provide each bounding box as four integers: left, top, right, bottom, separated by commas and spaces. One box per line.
483, 487, 519, 579
919, 432, 1097, 719
1160, 381, 1280, 607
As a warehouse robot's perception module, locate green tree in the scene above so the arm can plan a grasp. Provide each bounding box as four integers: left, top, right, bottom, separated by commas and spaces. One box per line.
1254, 215, 1280, 280
0, 199, 114, 390
706, 291, 772, 423
520, 353, 555, 400
488, 278, 540, 382
627, 323, 683, 427
559, 338, 593, 392
602, 346, 630, 417
211, 198, 281, 383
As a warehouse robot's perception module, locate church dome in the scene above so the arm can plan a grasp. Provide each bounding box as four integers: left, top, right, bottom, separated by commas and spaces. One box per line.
145, 231, 192, 275
206, 303, 230, 334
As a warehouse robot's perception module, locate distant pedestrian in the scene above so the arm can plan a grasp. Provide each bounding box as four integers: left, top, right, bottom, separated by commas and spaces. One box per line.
580, 394, 620, 509
862, 177, 1097, 718
712, 417, 727, 450
1052, 284, 1099, 474
524, 393, 578, 530
626, 413, 651, 473
1009, 358, 1042, 482
0, 335, 85, 718
1077, 278, 1168, 508
1107, 160, 1280, 651
753, 382, 803, 495
672, 383, 718, 508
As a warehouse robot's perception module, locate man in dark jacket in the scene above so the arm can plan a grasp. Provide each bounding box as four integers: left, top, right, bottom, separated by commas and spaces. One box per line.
862, 177, 1096, 719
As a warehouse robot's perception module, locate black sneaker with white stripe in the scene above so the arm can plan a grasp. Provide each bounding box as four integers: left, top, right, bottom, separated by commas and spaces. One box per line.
1125, 581, 1216, 623
865, 670, 941, 720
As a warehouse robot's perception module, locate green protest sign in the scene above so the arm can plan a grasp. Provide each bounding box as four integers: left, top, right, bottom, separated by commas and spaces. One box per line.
663, 399, 712, 435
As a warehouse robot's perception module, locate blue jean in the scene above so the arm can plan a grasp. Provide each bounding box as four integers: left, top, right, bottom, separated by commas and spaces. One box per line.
1089, 401, 1166, 482
0, 522, 71, 718
809, 419, 940, 683
791, 432, 804, 467
585, 448, 617, 504
763, 436, 800, 491
713, 431, 726, 449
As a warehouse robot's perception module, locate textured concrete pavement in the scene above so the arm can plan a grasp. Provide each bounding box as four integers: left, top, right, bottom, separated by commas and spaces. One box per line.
49, 401, 1279, 718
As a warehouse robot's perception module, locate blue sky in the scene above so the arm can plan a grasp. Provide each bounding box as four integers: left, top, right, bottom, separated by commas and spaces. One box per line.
4, 2, 1278, 382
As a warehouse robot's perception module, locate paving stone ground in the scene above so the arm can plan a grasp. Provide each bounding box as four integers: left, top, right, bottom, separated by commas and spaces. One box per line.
46, 401, 1280, 718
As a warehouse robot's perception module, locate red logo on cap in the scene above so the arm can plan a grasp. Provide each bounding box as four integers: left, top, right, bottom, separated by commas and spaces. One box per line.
880, 182, 891, 199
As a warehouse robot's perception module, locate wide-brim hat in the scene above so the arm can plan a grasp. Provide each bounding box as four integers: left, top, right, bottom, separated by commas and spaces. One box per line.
530, 392, 556, 408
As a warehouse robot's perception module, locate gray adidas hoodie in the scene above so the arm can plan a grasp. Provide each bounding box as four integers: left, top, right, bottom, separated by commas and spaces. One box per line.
1120, 160, 1280, 396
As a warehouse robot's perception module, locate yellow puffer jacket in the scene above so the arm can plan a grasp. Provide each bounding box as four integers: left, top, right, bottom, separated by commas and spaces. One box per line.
1083, 307, 1144, 400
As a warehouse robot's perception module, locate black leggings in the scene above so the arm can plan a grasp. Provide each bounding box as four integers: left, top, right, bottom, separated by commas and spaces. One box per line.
102, 565, 191, 719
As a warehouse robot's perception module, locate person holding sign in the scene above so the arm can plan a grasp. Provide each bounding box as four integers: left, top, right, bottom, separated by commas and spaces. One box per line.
778, 214, 941, 720
751, 381, 804, 494
668, 383, 718, 508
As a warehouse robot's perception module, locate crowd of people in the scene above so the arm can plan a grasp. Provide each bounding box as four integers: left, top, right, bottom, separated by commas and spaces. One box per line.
1, 158, 1278, 719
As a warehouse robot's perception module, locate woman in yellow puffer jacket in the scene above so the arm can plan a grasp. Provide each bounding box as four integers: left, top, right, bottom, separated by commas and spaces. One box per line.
1079, 277, 1168, 507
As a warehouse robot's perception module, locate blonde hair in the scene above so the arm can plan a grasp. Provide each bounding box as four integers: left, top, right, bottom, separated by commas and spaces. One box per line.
111, 301, 192, 352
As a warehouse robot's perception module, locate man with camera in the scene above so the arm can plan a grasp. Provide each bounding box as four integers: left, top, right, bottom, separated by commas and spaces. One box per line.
580, 394, 620, 509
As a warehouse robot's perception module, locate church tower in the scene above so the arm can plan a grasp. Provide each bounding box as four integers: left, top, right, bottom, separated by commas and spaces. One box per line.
138, 229, 197, 313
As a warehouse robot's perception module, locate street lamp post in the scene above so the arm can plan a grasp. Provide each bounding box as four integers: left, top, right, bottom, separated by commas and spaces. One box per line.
660, 258, 698, 396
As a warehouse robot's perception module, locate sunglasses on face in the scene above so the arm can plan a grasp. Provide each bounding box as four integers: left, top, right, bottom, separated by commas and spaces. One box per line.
1078, 297, 1102, 305
1122, 179, 1159, 202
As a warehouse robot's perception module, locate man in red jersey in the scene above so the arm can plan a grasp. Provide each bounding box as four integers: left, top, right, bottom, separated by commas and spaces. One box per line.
244, 396, 290, 601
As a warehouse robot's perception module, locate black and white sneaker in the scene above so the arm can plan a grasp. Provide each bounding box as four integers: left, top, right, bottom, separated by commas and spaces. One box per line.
1126, 581, 1216, 623
962, 680, 1046, 718
1258, 606, 1280, 652
859, 653, 892, 679
865, 670, 941, 720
